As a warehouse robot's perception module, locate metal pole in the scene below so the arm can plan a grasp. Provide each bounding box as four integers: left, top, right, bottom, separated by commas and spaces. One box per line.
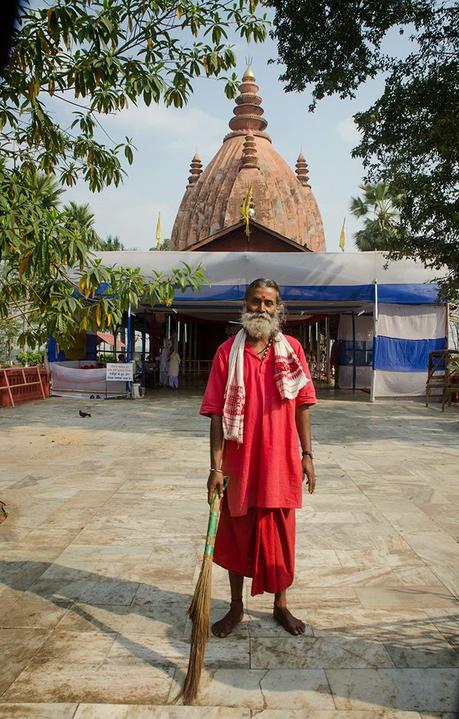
141, 311, 146, 388
126, 305, 132, 397
352, 312, 356, 392
325, 316, 331, 385
370, 281, 378, 402
127, 306, 132, 362
445, 302, 449, 349
194, 323, 198, 377
316, 321, 320, 382
182, 322, 186, 383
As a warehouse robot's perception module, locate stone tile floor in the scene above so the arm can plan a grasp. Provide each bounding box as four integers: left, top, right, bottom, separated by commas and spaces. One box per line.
0, 388, 458, 719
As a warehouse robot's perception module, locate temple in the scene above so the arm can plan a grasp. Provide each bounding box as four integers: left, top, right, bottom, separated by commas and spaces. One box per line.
49, 70, 449, 402
171, 68, 325, 253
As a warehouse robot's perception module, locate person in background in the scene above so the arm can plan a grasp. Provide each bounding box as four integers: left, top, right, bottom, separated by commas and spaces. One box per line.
159, 342, 169, 386
167, 348, 181, 389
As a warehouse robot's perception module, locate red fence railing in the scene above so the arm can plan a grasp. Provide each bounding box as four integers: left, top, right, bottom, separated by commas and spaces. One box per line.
0, 367, 50, 408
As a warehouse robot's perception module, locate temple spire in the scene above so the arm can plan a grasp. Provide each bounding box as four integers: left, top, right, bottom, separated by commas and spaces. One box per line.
187, 152, 202, 187
228, 68, 269, 136
295, 152, 310, 187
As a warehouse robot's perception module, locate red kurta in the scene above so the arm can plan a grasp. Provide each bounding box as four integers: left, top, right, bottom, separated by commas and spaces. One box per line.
200, 334, 316, 595
200, 334, 317, 517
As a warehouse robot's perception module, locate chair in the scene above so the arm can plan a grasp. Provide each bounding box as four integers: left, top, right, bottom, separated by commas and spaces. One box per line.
426, 349, 459, 410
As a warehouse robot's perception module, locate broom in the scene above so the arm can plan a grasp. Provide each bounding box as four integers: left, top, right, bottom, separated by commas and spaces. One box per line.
178, 478, 227, 704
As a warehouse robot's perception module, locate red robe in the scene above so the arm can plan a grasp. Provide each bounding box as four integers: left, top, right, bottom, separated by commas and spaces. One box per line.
200, 335, 317, 595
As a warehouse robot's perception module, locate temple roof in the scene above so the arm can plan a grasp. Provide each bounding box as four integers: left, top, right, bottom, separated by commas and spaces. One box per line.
171, 69, 326, 251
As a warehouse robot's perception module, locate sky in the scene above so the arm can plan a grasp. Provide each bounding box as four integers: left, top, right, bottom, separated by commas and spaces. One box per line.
58, 20, 407, 253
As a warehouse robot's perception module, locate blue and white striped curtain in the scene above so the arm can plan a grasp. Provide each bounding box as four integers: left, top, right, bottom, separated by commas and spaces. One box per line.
373, 304, 446, 396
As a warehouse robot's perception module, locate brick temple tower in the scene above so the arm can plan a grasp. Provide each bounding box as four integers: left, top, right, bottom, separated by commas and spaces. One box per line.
171, 67, 326, 253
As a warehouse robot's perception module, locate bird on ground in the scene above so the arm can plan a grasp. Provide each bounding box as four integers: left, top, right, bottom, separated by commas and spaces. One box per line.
79, 410, 91, 418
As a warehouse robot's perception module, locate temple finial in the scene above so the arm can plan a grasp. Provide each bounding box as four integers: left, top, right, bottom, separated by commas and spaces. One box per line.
187, 152, 202, 187
295, 152, 310, 187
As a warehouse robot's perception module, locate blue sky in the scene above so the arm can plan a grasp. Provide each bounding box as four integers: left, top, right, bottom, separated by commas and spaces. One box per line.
60, 24, 408, 252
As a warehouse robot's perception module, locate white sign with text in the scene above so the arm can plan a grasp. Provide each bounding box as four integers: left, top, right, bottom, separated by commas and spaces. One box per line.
106, 362, 134, 382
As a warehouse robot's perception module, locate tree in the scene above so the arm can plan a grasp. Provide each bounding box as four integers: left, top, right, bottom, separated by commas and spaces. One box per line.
1, 1, 267, 190
150, 238, 173, 251
0, 1, 267, 347
64, 201, 101, 249
269, 0, 459, 296
350, 181, 401, 251
100, 235, 125, 251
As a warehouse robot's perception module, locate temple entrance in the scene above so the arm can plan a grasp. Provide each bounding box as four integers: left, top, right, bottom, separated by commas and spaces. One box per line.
127, 308, 372, 397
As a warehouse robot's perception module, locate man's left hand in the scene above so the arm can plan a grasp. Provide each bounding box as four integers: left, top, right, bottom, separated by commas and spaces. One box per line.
302, 455, 316, 494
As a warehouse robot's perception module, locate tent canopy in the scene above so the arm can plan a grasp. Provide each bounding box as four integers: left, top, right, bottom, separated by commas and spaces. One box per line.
94, 251, 444, 315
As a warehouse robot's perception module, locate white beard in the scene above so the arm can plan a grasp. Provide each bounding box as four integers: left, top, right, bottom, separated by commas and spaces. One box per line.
241, 311, 281, 341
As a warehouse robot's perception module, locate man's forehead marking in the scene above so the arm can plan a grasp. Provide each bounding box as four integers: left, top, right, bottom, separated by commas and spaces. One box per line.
249, 288, 276, 297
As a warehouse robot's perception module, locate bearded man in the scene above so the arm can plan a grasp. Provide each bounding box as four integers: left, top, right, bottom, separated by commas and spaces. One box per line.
200, 278, 317, 637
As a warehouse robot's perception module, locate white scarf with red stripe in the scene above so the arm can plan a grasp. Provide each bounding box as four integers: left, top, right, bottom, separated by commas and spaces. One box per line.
222, 329, 309, 443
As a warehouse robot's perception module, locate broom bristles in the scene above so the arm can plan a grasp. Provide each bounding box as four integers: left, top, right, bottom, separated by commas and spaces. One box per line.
176, 557, 213, 704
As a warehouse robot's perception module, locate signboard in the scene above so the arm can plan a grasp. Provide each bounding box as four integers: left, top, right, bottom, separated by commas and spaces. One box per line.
106, 362, 134, 382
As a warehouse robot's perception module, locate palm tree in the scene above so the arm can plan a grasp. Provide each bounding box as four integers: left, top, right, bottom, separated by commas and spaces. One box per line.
29, 171, 63, 209
63, 201, 101, 248
350, 181, 401, 251
99, 234, 125, 251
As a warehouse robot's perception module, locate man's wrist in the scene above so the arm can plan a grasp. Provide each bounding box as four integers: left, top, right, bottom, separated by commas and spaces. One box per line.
302, 450, 313, 459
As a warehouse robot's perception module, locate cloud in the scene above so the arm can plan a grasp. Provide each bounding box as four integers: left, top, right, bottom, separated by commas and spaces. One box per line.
105, 102, 227, 156
63, 182, 177, 250
336, 117, 361, 145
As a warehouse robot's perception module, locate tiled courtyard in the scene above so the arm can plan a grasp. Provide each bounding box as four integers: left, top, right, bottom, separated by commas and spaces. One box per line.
0, 389, 458, 718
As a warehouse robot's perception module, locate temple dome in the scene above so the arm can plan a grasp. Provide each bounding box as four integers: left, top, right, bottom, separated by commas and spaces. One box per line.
171, 69, 325, 251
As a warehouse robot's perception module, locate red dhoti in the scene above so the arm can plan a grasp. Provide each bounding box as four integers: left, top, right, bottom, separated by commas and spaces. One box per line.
214, 496, 295, 596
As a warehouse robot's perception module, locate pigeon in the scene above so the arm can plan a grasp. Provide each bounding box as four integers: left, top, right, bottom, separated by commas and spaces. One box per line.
79, 410, 91, 418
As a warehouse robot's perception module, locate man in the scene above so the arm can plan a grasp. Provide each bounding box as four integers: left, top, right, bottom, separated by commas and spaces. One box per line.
200, 278, 317, 637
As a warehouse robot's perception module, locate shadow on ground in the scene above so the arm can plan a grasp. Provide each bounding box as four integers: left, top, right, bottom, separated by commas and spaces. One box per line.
1, 560, 459, 710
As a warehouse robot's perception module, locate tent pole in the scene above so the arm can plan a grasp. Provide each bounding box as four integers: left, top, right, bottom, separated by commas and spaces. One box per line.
316, 321, 320, 383
352, 312, 356, 393
141, 311, 146, 388
126, 305, 132, 396
370, 280, 378, 402
445, 302, 449, 349
126, 307, 132, 362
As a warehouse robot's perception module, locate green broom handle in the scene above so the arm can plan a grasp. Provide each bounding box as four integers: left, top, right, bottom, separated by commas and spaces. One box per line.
203, 476, 228, 560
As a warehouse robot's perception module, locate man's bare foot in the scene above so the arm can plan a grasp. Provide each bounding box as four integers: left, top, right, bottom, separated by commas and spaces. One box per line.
211, 598, 244, 638
273, 603, 306, 635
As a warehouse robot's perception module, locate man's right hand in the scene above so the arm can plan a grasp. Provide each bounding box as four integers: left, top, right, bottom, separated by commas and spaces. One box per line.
207, 470, 224, 505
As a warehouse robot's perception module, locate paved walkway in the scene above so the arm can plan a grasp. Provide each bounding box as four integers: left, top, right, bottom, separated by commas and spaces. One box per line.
0, 390, 458, 719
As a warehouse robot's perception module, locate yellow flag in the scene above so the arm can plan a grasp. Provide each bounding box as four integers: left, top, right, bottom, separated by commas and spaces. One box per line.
339, 217, 346, 252
156, 212, 161, 248
240, 184, 253, 238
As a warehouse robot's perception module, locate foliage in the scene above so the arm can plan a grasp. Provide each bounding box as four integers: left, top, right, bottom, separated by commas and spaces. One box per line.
269, 0, 459, 296
150, 238, 173, 251
64, 201, 101, 249
2, 0, 267, 190
350, 181, 402, 251
16, 350, 44, 366
0, 1, 265, 347
0, 316, 19, 367
0, 164, 207, 349
100, 235, 126, 251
